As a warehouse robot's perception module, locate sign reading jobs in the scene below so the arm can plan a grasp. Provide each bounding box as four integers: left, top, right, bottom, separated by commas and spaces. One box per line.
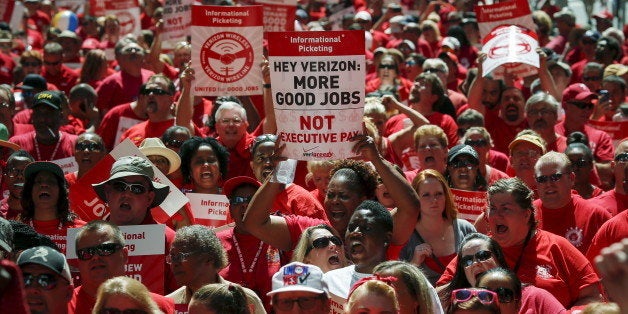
191, 5, 264, 97
268, 31, 365, 160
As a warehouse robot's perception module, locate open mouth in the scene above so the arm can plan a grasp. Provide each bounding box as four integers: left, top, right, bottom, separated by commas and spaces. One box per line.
200, 171, 213, 179
146, 101, 158, 113
349, 242, 365, 256
495, 224, 508, 234
327, 208, 346, 222
119, 202, 131, 211
38, 192, 51, 199
423, 156, 435, 164
328, 254, 341, 265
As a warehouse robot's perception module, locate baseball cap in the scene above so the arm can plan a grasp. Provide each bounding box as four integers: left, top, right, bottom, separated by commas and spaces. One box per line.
267, 262, 327, 296
354, 11, 372, 22
562, 83, 597, 103
441, 37, 461, 51
582, 30, 601, 41
58, 30, 80, 41
447, 144, 479, 164
32, 91, 62, 110
438, 51, 459, 63
223, 176, 261, 198
92, 156, 169, 208
24, 161, 65, 183
17, 246, 72, 284
509, 133, 547, 154
593, 10, 613, 20
21, 74, 47, 91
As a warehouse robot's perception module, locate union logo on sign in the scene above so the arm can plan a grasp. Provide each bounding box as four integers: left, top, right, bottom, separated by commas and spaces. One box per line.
200, 31, 254, 83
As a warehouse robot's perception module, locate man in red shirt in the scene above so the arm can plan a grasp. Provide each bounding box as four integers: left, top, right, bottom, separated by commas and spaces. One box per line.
41, 42, 79, 96
592, 140, 628, 217
533, 151, 611, 254
525, 92, 566, 153
0, 30, 16, 85
68, 220, 174, 314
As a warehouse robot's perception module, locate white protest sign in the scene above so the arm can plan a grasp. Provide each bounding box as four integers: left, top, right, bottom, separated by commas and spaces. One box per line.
105, 0, 141, 36
115, 116, 144, 146
51, 156, 78, 175
481, 25, 539, 79
163, 0, 193, 43
191, 5, 264, 96
268, 31, 365, 161
187, 193, 230, 227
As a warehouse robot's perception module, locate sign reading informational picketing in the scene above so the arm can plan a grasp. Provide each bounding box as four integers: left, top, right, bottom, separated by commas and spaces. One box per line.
268, 31, 365, 161
191, 5, 264, 97
256, 0, 297, 32
187, 193, 231, 228
162, 0, 193, 43
480, 25, 539, 79
451, 189, 488, 223
51, 156, 78, 175
102, 0, 141, 36
474, 0, 535, 40
68, 139, 188, 223
588, 120, 628, 147
66, 224, 166, 294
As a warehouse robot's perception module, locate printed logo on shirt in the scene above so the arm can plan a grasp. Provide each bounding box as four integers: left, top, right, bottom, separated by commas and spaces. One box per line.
565, 227, 584, 248
536, 265, 554, 279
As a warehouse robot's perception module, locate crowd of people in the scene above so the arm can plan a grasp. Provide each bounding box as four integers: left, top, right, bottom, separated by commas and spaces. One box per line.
0, 0, 628, 313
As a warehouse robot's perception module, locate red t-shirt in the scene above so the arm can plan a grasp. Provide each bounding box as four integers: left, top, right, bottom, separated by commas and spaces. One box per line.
554, 122, 614, 162
534, 195, 611, 254
217, 133, 256, 180
120, 119, 178, 147
9, 131, 78, 161
96, 102, 145, 151
519, 285, 566, 314
272, 184, 328, 220
385, 111, 459, 148
486, 115, 529, 155
96, 69, 155, 113
0, 53, 16, 85
365, 77, 415, 101
585, 209, 628, 264
487, 149, 511, 173
217, 230, 280, 312
591, 189, 628, 217
42, 65, 79, 96
68, 285, 175, 314
437, 230, 601, 309
30, 218, 86, 255
486, 165, 510, 185
309, 188, 325, 208
285, 215, 330, 250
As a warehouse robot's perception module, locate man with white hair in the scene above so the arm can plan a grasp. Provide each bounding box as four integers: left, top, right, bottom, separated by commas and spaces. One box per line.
214, 101, 256, 180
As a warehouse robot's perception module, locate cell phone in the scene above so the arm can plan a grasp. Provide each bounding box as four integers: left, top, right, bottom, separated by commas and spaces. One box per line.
598, 90, 610, 103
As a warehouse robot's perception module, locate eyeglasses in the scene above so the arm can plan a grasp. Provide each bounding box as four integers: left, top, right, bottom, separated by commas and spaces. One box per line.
110, 181, 150, 195
75, 141, 103, 152
479, 286, 516, 303
166, 251, 203, 264
570, 158, 590, 169
535, 172, 565, 184
306, 236, 342, 254
21, 61, 41, 67
582, 75, 601, 81
465, 139, 488, 147
423, 68, 444, 74
140, 88, 171, 96
452, 288, 499, 305
230, 195, 253, 205
512, 149, 541, 159
527, 109, 555, 116
274, 295, 323, 311
614, 152, 628, 162
165, 139, 184, 148
121, 47, 143, 55
449, 159, 478, 169
99, 309, 148, 314
379, 64, 396, 69
3, 168, 25, 178
44, 60, 62, 66
460, 250, 493, 267
76, 242, 124, 261
23, 273, 60, 290
568, 101, 594, 110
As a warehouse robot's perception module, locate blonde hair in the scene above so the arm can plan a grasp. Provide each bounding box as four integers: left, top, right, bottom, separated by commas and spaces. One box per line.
346, 279, 399, 313
92, 276, 161, 314
414, 125, 448, 149
305, 160, 336, 187
292, 224, 347, 268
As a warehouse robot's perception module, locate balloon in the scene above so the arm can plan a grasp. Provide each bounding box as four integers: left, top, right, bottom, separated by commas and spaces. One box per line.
52, 11, 79, 32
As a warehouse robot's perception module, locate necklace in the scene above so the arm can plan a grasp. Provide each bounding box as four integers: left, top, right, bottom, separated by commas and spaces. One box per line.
34, 132, 62, 161
232, 234, 264, 274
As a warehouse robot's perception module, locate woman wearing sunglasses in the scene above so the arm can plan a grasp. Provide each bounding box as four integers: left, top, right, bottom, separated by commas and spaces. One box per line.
460, 127, 509, 185
449, 288, 501, 314
292, 225, 348, 273
476, 268, 521, 314
444, 144, 487, 192
439, 178, 601, 310
20, 161, 86, 255
365, 53, 414, 101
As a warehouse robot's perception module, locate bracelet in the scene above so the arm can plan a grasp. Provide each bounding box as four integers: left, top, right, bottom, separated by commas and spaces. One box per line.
263, 83, 271, 88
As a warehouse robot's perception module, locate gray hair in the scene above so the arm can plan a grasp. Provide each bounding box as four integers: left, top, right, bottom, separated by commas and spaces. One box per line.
173, 225, 227, 269
422, 58, 449, 75
215, 101, 247, 122
525, 92, 559, 113
534, 151, 571, 174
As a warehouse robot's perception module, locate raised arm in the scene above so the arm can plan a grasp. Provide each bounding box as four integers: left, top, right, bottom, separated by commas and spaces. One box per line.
262, 59, 277, 134
352, 134, 420, 245
174, 65, 195, 135
467, 53, 488, 116
537, 48, 560, 100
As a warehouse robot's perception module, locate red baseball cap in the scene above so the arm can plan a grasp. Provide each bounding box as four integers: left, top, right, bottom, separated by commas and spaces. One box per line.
562, 83, 597, 103
593, 10, 613, 20
223, 176, 261, 198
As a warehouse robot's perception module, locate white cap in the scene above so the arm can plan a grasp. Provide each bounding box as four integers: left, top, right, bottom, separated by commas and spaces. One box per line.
267, 262, 327, 296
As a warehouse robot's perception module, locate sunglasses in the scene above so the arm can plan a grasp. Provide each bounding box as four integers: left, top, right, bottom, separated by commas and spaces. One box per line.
231, 195, 253, 205
140, 88, 171, 96
306, 236, 342, 254
582, 75, 601, 81
76, 243, 124, 261
21, 61, 41, 67
615, 152, 628, 162
449, 159, 478, 170
75, 141, 103, 152
166, 139, 184, 148
166, 251, 203, 264
23, 273, 60, 290
452, 288, 499, 305
568, 101, 594, 110
379, 64, 396, 69
570, 159, 590, 169
110, 181, 150, 195
535, 172, 565, 184
461, 250, 493, 267
423, 68, 444, 74
99, 309, 148, 314
274, 295, 323, 311
44, 60, 61, 66
480, 286, 516, 303
121, 47, 143, 55
4, 168, 25, 178
465, 139, 488, 147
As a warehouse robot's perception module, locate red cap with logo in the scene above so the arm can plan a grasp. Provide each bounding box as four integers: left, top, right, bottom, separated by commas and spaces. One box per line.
562, 83, 597, 103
